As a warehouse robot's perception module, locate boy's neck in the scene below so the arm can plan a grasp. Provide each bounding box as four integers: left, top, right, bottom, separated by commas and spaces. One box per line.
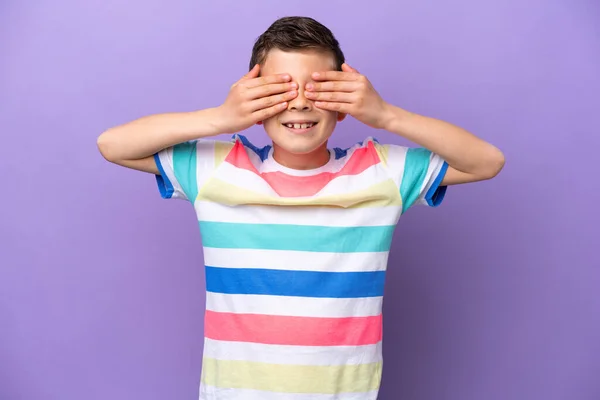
271, 142, 330, 171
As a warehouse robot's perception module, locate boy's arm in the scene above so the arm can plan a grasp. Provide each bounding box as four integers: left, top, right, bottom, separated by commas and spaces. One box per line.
97, 64, 298, 174
307, 64, 505, 185
97, 109, 223, 174
381, 107, 505, 185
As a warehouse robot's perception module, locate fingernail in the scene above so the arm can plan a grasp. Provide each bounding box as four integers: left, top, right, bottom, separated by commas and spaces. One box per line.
305, 83, 314, 90
289, 90, 297, 96
290, 82, 298, 88
305, 91, 314, 97
313, 73, 320, 78
283, 74, 290, 80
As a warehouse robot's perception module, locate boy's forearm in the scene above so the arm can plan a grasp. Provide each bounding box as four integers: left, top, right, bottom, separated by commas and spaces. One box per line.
97, 107, 223, 162
382, 105, 504, 179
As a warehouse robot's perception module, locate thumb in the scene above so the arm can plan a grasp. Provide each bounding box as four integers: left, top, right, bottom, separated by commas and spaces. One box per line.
342, 63, 358, 73
241, 64, 260, 81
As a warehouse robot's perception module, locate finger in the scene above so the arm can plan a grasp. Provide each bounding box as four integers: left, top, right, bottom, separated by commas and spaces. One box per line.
305, 91, 354, 103
305, 81, 360, 92
246, 81, 298, 100
314, 101, 353, 113
239, 64, 260, 82
245, 73, 292, 89
249, 90, 297, 112
252, 101, 289, 122
342, 63, 359, 73
311, 70, 359, 81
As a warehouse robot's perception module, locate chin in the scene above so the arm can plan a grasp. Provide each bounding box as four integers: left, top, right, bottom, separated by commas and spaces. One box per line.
273, 128, 331, 154
276, 141, 326, 155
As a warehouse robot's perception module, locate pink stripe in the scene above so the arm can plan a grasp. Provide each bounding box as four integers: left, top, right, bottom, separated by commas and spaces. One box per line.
224, 141, 260, 174
224, 141, 382, 197
205, 310, 382, 346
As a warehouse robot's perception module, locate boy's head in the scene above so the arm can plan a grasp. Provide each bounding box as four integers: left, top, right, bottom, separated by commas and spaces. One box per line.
250, 17, 347, 166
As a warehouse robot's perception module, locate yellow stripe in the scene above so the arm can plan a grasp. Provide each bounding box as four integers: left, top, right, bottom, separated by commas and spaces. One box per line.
201, 358, 382, 394
198, 178, 402, 208
373, 142, 389, 166
214, 141, 234, 168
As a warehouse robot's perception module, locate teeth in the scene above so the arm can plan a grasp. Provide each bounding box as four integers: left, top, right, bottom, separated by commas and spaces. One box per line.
285, 123, 315, 129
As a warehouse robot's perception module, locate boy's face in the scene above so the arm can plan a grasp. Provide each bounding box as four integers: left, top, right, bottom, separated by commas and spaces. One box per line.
260, 49, 345, 158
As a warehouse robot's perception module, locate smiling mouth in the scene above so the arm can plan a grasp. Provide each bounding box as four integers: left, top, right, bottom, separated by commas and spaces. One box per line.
282, 122, 318, 129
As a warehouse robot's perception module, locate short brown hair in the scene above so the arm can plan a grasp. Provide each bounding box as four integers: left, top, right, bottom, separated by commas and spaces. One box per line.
249, 16, 345, 71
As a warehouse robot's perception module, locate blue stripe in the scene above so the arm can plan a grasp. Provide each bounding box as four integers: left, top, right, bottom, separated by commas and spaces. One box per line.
199, 222, 395, 253
333, 147, 348, 159
333, 138, 380, 159
234, 134, 271, 161
206, 267, 385, 298
172, 142, 198, 201
425, 161, 448, 207
153, 153, 174, 199
400, 148, 431, 213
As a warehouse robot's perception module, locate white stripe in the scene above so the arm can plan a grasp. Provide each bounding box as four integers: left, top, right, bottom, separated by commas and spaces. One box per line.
314, 164, 390, 197
196, 200, 401, 227
206, 293, 382, 318
384, 144, 409, 188
157, 148, 186, 200
202, 338, 382, 366
194, 140, 215, 203
199, 386, 379, 400
203, 248, 390, 272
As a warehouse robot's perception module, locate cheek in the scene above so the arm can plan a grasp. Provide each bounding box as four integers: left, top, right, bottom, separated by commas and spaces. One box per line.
321, 111, 339, 124
263, 116, 280, 126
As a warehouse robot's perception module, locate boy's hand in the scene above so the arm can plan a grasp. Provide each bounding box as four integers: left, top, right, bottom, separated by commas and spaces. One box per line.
305, 63, 391, 129
216, 64, 298, 134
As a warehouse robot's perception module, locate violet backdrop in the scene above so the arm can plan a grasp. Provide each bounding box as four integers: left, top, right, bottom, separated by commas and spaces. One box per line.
1, 1, 599, 399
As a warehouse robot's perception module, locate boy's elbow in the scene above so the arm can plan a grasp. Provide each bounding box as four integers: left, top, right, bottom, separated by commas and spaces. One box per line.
481, 147, 505, 180
97, 129, 118, 163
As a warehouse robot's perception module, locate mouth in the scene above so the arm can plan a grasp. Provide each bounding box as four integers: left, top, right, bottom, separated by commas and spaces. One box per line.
281, 121, 319, 133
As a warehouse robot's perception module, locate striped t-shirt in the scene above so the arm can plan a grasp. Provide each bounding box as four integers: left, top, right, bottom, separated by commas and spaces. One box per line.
154, 134, 448, 400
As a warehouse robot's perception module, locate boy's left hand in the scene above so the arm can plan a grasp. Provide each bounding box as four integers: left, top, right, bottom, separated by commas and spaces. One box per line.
305, 63, 391, 129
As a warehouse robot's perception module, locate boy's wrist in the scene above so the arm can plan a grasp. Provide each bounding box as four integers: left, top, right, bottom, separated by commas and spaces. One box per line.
191, 107, 228, 138
381, 104, 412, 134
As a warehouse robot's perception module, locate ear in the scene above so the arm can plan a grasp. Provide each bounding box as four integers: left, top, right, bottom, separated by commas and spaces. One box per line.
337, 112, 347, 122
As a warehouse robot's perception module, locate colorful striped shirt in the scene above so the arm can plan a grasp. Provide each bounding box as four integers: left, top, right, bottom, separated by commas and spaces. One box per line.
154, 134, 448, 400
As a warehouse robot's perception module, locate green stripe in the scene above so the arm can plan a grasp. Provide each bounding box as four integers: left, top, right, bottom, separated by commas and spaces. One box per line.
172, 142, 198, 202
199, 221, 395, 253
400, 148, 431, 213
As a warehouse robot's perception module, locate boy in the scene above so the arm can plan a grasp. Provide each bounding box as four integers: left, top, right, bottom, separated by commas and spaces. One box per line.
98, 16, 504, 400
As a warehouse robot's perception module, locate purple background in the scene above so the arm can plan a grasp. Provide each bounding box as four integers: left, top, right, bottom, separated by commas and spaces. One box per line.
1, 1, 599, 399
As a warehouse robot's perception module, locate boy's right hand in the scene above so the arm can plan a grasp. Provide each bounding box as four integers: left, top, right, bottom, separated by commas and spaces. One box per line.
216, 64, 298, 134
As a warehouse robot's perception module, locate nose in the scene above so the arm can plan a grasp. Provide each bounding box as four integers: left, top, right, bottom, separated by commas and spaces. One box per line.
288, 84, 312, 111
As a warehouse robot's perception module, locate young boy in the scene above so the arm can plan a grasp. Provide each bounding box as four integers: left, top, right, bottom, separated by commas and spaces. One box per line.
98, 16, 504, 400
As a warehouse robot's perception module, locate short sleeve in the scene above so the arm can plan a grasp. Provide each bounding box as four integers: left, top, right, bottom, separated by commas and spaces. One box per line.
378, 143, 449, 213
153, 140, 216, 202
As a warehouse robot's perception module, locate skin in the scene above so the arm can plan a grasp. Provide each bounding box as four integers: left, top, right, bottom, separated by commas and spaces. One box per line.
305, 62, 505, 184
97, 49, 504, 185
258, 49, 345, 170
